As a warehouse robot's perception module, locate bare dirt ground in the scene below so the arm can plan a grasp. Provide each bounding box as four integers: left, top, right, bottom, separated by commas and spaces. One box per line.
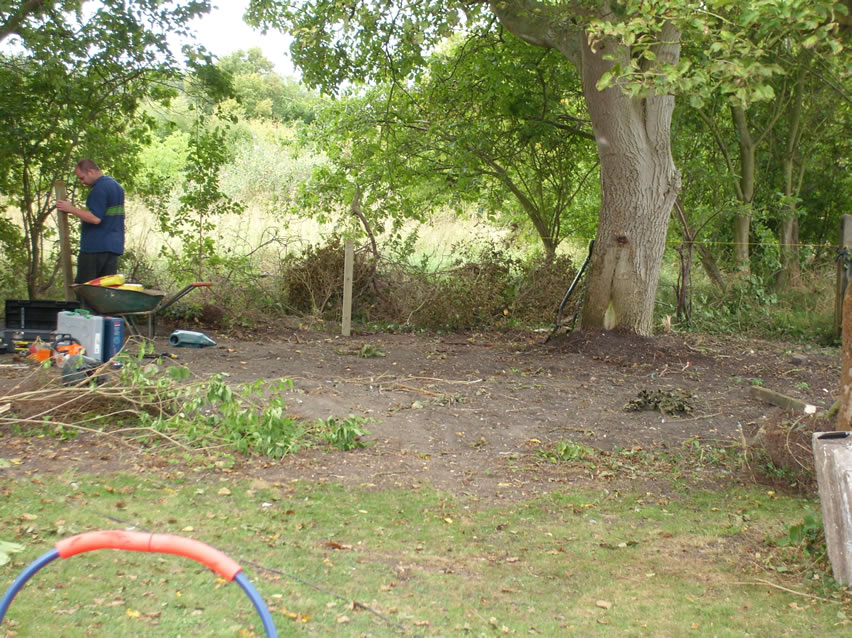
0, 324, 841, 500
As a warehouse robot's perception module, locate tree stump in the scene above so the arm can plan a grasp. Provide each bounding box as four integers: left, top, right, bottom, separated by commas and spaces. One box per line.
813, 431, 852, 585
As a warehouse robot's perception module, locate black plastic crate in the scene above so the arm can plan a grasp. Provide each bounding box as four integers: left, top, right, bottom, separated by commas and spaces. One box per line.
4, 299, 80, 330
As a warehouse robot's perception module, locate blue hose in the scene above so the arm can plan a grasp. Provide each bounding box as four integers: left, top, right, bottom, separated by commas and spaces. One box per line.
235, 571, 278, 637
2, 550, 277, 637
0, 549, 59, 625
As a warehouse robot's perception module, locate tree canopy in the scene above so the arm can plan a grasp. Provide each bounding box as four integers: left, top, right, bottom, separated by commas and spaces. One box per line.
246, 0, 847, 335
299, 30, 600, 258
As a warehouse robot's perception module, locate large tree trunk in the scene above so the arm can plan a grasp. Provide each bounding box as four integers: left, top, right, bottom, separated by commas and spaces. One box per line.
577, 28, 681, 335
491, 6, 681, 335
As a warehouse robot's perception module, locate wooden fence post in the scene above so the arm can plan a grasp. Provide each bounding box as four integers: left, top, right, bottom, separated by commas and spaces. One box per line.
341, 240, 354, 337
834, 215, 852, 338
53, 180, 74, 301
838, 277, 852, 430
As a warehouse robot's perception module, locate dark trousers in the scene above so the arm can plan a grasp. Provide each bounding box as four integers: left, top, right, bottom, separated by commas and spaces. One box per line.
75, 252, 119, 284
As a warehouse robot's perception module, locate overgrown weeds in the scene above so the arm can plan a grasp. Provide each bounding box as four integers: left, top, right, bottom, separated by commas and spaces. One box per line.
664, 264, 837, 343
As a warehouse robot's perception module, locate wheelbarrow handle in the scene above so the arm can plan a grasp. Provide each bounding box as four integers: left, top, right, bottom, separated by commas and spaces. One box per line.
158, 281, 212, 312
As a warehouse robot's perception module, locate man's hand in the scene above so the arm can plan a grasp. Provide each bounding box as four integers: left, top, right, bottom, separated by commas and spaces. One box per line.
55, 199, 100, 224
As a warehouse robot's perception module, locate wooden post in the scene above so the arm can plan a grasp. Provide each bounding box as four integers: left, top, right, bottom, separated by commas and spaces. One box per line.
341, 239, 354, 337
834, 215, 852, 338
812, 431, 852, 585
53, 180, 74, 301
838, 281, 852, 430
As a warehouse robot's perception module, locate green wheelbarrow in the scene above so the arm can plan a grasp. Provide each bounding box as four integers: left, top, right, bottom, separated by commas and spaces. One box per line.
72, 282, 211, 339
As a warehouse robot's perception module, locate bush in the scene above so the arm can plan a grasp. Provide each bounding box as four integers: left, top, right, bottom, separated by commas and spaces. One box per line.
270, 238, 578, 331
279, 237, 374, 317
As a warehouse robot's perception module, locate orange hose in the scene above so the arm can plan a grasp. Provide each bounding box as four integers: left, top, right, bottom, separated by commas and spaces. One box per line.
55, 530, 242, 581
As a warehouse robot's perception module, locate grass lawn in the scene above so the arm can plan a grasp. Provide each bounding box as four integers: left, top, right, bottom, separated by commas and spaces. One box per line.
2, 466, 850, 637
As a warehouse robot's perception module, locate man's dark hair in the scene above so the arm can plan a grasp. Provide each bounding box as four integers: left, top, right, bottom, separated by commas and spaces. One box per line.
76, 159, 100, 172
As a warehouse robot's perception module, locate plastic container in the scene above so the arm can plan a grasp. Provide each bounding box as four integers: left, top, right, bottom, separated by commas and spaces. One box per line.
57, 310, 104, 362
169, 330, 216, 348
102, 317, 125, 361
3, 299, 80, 330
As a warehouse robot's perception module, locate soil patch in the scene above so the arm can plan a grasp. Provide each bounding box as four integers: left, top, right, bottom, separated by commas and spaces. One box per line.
1, 327, 840, 499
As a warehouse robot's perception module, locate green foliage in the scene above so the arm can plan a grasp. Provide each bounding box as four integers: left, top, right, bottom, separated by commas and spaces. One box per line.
0, 539, 25, 567
775, 511, 827, 565
158, 118, 247, 283
591, 0, 845, 108
114, 347, 372, 459
0, 215, 27, 300
247, 0, 847, 321
538, 440, 594, 463
416, 241, 518, 331
295, 31, 599, 258
357, 344, 385, 358
317, 415, 371, 450
135, 129, 191, 214
217, 48, 321, 123
219, 119, 324, 209
678, 265, 835, 342
0, 1, 217, 298
248, 0, 483, 92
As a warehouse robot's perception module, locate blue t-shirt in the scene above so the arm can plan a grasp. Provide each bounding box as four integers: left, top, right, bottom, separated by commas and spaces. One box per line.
80, 175, 125, 254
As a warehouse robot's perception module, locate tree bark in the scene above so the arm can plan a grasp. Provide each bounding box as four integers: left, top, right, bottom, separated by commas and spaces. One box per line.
777, 71, 804, 289
778, 216, 801, 288
576, 27, 681, 335
673, 199, 726, 291
731, 106, 756, 274
490, 4, 681, 335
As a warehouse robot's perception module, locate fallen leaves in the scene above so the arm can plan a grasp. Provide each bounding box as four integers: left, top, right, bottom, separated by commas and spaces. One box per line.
279, 607, 312, 623
0, 539, 25, 566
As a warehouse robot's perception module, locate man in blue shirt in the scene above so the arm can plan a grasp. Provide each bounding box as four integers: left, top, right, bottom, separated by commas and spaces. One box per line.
55, 159, 125, 284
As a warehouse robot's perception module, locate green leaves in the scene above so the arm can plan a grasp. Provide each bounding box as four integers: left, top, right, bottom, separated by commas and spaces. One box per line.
296, 29, 598, 256
0, 1, 213, 297
318, 415, 372, 450
584, 0, 846, 108
0, 539, 25, 566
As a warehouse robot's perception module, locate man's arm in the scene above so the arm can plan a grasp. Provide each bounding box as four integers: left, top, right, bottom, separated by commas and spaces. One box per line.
55, 199, 102, 224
